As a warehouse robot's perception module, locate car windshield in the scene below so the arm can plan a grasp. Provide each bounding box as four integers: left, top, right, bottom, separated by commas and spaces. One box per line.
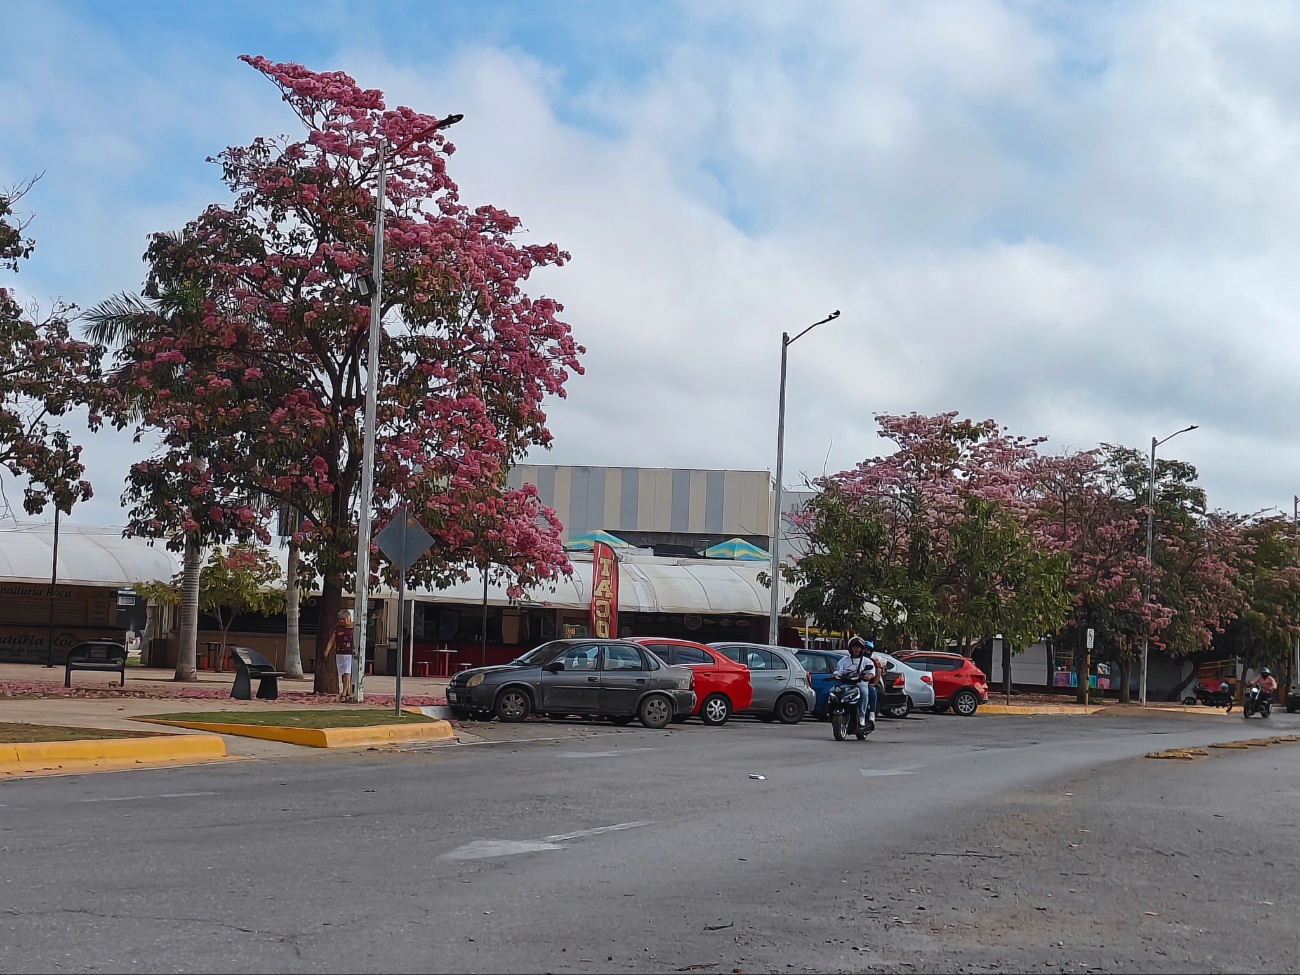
511, 642, 565, 666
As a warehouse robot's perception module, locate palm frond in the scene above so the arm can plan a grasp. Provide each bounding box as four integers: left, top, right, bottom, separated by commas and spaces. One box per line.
82, 292, 157, 347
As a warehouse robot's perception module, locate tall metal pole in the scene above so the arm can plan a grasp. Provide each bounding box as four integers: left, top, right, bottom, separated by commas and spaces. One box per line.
767, 310, 841, 648
480, 562, 489, 666
348, 139, 387, 703
1140, 436, 1155, 707
44, 506, 60, 667
1139, 424, 1197, 706
768, 334, 790, 647
395, 509, 406, 718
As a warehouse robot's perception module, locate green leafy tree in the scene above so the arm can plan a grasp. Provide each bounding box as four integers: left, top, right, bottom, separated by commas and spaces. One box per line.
136, 545, 286, 663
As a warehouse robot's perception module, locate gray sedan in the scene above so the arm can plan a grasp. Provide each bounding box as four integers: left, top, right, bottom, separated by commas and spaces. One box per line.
445, 640, 696, 729
708, 642, 816, 723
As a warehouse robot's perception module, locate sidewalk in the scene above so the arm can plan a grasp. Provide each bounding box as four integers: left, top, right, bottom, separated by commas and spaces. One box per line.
0, 662, 449, 705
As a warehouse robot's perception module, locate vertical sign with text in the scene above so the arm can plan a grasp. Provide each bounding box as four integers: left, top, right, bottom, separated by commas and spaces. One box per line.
590, 542, 619, 640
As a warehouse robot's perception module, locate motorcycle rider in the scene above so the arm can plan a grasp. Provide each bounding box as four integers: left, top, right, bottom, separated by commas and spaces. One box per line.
833, 636, 877, 732
1251, 668, 1278, 701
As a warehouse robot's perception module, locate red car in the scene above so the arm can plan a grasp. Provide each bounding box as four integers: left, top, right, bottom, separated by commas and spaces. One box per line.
896, 651, 988, 716
631, 638, 753, 725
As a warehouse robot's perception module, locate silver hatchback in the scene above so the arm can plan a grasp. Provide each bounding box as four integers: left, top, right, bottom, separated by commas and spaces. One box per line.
708, 642, 817, 723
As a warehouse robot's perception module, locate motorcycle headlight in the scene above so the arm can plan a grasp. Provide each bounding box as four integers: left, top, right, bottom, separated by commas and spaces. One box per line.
466, 673, 485, 688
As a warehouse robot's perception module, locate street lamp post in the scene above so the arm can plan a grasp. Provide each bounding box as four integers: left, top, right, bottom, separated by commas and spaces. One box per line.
347, 114, 463, 702
1139, 423, 1198, 706
768, 310, 840, 647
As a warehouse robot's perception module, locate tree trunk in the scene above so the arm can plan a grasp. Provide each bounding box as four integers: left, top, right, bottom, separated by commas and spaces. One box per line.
283, 540, 304, 678
1118, 657, 1132, 704
1002, 638, 1013, 703
175, 534, 201, 681
313, 571, 342, 696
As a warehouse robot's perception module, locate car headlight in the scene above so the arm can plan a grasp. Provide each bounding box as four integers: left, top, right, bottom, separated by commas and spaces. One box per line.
466, 673, 485, 688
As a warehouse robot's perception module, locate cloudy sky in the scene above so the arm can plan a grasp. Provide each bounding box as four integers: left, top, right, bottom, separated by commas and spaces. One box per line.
3, 0, 1299, 527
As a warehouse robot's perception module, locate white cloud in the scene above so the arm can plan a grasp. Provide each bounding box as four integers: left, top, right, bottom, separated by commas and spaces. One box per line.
5, 0, 1300, 528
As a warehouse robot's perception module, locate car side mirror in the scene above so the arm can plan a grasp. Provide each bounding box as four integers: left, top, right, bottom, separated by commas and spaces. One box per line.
543, 661, 564, 673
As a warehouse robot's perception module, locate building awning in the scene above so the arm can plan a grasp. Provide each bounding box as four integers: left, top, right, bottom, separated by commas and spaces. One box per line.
392, 551, 793, 616
0, 524, 180, 588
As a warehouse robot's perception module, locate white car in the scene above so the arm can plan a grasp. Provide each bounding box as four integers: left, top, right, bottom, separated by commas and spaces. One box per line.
875, 651, 935, 717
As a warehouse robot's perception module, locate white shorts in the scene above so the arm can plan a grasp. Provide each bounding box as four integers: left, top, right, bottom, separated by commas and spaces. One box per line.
335, 652, 353, 676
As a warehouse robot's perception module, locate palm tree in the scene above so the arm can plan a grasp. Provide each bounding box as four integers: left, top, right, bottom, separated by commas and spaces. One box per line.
85, 278, 207, 681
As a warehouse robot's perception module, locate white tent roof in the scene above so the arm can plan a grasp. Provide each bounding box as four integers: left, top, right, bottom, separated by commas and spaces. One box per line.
0, 524, 788, 617
0, 524, 180, 588
394, 550, 793, 616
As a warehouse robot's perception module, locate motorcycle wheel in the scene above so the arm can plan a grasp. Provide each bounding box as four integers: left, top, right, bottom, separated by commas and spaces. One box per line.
832, 711, 847, 741
855, 721, 867, 740
1262, 702, 1271, 718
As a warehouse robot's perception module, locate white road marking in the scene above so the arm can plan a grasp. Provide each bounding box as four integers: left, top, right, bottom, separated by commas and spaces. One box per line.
860, 769, 915, 777
443, 821, 651, 860
79, 791, 218, 803
444, 839, 565, 859
544, 821, 649, 842
557, 748, 654, 758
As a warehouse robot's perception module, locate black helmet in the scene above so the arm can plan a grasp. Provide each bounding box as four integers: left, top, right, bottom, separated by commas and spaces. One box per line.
1260, 668, 1272, 677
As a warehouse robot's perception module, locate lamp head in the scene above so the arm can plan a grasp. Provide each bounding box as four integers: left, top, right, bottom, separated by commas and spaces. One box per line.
353, 271, 378, 305
435, 113, 464, 130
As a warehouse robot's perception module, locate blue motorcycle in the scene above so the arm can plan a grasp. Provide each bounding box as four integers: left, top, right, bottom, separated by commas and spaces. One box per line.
827, 676, 872, 741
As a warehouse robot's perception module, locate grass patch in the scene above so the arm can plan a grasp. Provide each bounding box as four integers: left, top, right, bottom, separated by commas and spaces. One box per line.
142, 709, 432, 729
0, 722, 154, 743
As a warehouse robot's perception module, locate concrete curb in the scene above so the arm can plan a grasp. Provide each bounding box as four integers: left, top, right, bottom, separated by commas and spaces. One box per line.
0, 733, 226, 774
979, 704, 1104, 715
135, 717, 455, 748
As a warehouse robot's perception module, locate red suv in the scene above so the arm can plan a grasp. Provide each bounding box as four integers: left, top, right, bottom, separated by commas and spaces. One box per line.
896, 652, 988, 716
632, 638, 753, 725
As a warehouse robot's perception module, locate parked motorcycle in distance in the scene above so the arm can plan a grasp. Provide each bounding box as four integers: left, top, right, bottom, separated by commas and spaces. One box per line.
826, 677, 871, 741
1242, 683, 1272, 719
1182, 680, 1234, 711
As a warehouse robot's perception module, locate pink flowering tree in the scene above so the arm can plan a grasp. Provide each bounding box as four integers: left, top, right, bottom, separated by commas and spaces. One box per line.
789, 413, 1069, 669
99, 58, 580, 693
0, 178, 98, 516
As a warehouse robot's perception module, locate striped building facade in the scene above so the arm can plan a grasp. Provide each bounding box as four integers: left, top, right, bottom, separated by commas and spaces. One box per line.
505, 465, 774, 546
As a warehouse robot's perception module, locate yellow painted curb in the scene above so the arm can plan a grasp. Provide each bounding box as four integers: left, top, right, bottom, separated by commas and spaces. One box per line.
0, 733, 225, 772
979, 704, 1104, 715
135, 717, 454, 748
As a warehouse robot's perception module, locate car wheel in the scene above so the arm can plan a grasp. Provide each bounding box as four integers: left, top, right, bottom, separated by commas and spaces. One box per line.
776, 694, 806, 725
639, 694, 673, 729
953, 689, 979, 717
494, 688, 531, 723
700, 693, 732, 726
886, 701, 909, 719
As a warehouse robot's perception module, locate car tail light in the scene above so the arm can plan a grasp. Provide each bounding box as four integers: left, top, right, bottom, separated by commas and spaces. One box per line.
689, 674, 696, 691
920, 674, 932, 683
973, 671, 986, 681
891, 675, 904, 687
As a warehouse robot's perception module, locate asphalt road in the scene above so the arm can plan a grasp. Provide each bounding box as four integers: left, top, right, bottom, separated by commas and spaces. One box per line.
3, 708, 1299, 974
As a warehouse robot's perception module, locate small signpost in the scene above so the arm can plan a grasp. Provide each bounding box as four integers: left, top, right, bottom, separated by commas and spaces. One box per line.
374, 507, 434, 715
